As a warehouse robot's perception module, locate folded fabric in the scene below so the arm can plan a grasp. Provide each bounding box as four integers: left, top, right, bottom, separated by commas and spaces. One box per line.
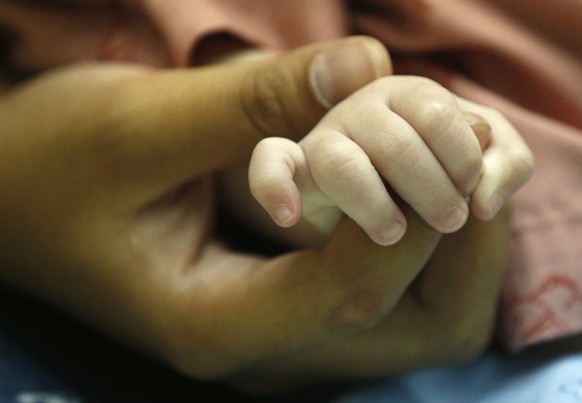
1, 0, 581, 351
352, 0, 582, 350
335, 350, 582, 403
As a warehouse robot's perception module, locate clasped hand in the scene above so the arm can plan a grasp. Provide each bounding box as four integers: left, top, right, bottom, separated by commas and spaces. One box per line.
0, 37, 530, 393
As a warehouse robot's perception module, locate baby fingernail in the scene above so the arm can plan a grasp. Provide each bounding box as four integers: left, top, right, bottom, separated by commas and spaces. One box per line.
274, 204, 294, 226
374, 220, 406, 245
443, 205, 468, 231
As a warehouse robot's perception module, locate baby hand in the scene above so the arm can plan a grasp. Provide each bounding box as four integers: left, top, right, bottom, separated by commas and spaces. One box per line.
249, 76, 533, 245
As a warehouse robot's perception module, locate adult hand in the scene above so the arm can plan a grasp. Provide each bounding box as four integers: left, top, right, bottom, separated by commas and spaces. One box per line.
229, 207, 511, 394
0, 34, 507, 390
0, 36, 436, 378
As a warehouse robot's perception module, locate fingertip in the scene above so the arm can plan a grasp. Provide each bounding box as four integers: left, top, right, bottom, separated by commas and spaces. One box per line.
486, 191, 506, 221
439, 203, 469, 233
370, 219, 407, 246
470, 203, 492, 222
273, 204, 297, 227
470, 189, 505, 221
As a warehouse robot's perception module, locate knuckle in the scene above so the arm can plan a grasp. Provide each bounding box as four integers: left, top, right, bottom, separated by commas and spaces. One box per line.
329, 283, 395, 330
390, 132, 418, 159
310, 137, 364, 179
407, 79, 459, 133
239, 66, 296, 139
419, 96, 459, 136
377, 127, 418, 164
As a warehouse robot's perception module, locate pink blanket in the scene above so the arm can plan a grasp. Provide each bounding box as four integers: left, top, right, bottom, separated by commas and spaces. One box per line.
2, 0, 581, 351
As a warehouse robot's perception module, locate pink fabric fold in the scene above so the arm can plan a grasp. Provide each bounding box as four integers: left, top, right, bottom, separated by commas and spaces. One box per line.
140, 0, 348, 66
351, 0, 582, 350
1, 0, 581, 351
430, 68, 582, 349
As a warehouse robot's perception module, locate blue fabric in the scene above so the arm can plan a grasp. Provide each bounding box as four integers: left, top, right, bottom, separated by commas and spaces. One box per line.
0, 285, 254, 403
336, 350, 582, 403
3, 282, 582, 403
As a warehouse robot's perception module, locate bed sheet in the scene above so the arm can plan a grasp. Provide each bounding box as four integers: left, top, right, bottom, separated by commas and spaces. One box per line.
336, 349, 582, 403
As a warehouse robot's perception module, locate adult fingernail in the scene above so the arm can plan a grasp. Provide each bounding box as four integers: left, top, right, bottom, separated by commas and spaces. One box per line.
310, 39, 390, 108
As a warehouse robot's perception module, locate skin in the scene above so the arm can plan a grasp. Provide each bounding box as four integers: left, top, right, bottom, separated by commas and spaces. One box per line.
228, 207, 512, 393
0, 36, 530, 393
245, 76, 533, 248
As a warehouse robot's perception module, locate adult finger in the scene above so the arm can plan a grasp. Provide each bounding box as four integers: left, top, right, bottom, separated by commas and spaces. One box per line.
102, 36, 392, 196
228, 209, 511, 391
168, 210, 441, 379
410, 207, 511, 358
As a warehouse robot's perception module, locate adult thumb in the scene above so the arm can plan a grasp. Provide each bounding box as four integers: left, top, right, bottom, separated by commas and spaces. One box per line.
238, 35, 393, 138
111, 36, 391, 191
